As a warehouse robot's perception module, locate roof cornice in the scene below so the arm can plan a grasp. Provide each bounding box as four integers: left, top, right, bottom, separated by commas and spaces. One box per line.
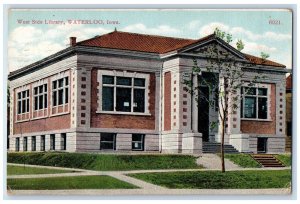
8, 46, 162, 80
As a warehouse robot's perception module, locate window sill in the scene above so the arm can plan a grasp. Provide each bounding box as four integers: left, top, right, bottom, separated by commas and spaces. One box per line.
241, 118, 272, 122
15, 119, 30, 123
50, 112, 70, 117
31, 115, 48, 121
96, 110, 151, 116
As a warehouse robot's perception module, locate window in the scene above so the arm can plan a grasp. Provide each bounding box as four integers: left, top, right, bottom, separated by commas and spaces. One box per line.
40, 135, 45, 151
15, 138, 20, 152
17, 90, 30, 114
132, 134, 144, 151
61, 133, 66, 150
101, 75, 146, 113
100, 133, 116, 150
52, 77, 69, 106
34, 84, 47, 110
23, 137, 28, 151
31, 136, 36, 151
50, 134, 55, 150
241, 87, 268, 119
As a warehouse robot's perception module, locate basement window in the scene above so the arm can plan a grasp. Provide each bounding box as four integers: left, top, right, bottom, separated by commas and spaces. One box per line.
50, 134, 55, 150
31, 136, 36, 151
15, 138, 20, 152
132, 134, 145, 151
100, 133, 116, 150
40, 135, 45, 151
23, 137, 28, 151
61, 133, 66, 150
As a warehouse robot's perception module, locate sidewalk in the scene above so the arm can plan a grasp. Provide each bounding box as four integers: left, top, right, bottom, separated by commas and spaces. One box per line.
8, 188, 291, 196
7, 162, 291, 196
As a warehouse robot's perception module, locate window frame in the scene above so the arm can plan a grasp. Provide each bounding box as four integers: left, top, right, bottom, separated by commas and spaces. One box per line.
17, 89, 30, 115
40, 135, 45, 151
31, 136, 36, 151
23, 137, 28, 151
61, 133, 67, 150
51, 76, 69, 107
97, 70, 150, 115
100, 133, 116, 150
132, 134, 145, 151
33, 83, 48, 111
241, 84, 271, 121
50, 134, 55, 150
15, 138, 20, 152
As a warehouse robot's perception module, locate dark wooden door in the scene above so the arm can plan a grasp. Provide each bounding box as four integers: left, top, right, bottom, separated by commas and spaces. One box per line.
257, 138, 268, 153
198, 86, 210, 142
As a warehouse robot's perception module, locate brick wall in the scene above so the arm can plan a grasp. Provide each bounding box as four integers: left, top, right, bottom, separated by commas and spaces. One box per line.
90, 68, 156, 130
241, 84, 276, 134
164, 72, 171, 131
14, 115, 71, 134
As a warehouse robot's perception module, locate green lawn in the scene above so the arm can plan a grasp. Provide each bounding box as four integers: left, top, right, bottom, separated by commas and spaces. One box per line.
8, 152, 202, 171
7, 165, 76, 175
129, 170, 291, 189
275, 154, 291, 167
7, 175, 138, 190
223, 154, 261, 168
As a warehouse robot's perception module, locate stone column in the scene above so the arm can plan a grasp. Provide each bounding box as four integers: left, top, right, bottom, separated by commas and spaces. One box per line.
116, 134, 131, 151
27, 136, 32, 152
45, 134, 51, 151
36, 136, 41, 151
55, 133, 62, 151
192, 73, 199, 132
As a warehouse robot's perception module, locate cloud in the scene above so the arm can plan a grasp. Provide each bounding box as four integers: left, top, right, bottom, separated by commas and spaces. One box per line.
230, 27, 291, 41
199, 22, 230, 36
199, 22, 291, 41
9, 26, 43, 46
11, 23, 182, 71
242, 40, 277, 54
122, 23, 179, 36
188, 20, 201, 30
8, 24, 111, 71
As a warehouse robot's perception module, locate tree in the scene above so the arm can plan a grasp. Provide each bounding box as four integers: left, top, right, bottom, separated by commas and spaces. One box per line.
183, 28, 266, 172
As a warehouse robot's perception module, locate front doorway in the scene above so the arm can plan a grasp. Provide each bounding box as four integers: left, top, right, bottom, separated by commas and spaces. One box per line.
198, 86, 210, 142
257, 137, 268, 153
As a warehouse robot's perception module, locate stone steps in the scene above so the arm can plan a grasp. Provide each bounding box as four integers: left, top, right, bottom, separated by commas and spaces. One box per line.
251, 154, 285, 168
202, 142, 239, 153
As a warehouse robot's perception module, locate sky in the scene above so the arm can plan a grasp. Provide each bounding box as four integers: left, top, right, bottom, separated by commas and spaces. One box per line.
7, 9, 293, 72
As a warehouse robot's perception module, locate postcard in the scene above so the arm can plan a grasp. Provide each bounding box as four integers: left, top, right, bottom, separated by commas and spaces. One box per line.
6, 8, 293, 197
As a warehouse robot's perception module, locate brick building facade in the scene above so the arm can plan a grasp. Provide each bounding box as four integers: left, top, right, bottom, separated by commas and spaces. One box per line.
8, 31, 288, 154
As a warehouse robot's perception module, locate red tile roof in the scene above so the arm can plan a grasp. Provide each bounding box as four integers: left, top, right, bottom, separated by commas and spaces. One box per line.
286, 74, 292, 90
244, 54, 286, 68
77, 31, 198, 54
77, 31, 285, 68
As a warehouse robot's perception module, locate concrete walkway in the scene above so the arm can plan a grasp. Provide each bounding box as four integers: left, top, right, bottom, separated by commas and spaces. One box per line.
7, 162, 291, 196
8, 188, 291, 196
196, 154, 241, 170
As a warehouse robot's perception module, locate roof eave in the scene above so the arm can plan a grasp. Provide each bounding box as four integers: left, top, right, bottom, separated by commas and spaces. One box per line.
8, 47, 75, 80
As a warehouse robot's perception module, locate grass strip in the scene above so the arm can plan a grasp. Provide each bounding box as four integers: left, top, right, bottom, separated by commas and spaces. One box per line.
223, 154, 261, 168
8, 175, 138, 190
8, 152, 202, 171
7, 165, 76, 175
129, 170, 291, 189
